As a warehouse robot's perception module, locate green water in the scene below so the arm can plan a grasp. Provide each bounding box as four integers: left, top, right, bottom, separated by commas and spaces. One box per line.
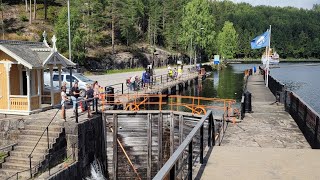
180, 65, 246, 101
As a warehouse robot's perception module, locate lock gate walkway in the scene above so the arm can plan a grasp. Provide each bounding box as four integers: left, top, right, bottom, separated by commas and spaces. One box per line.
201, 75, 320, 179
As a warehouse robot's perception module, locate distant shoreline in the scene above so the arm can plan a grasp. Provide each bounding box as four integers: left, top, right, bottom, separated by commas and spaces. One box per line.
225, 59, 320, 63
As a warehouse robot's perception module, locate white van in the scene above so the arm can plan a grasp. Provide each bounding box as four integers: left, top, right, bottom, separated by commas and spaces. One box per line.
44, 72, 94, 97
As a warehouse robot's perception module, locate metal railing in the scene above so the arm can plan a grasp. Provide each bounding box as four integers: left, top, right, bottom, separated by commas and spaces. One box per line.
0, 143, 18, 164
267, 74, 320, 148
27, 109, 60, 178
6, 143, 76, 180
285, 91, 320, 148
153, 110, 216, 179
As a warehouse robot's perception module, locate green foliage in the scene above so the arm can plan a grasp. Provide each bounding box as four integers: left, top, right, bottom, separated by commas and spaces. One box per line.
19, 15, 28, 22
49, 0, 320, 63
55, 6, 85, 64
180, 0, 216, 57
217, 21, 238, 59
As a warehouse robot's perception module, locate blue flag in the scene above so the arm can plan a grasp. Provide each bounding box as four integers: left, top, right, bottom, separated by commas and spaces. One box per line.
251, 30, 270, 49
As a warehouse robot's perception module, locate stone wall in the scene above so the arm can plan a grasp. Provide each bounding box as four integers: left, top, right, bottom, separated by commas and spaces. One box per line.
0, 118, 24, 146
54, 113, 107, 179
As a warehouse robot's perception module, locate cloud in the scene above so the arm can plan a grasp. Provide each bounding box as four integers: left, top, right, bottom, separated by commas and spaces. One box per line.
231, 0, 318, 9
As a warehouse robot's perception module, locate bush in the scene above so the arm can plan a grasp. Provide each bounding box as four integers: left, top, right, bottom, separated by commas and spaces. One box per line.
19, 15, 28, 22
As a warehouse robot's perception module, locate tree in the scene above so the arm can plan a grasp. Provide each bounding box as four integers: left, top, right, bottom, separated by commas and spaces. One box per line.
118, 0, 143, 46
217, 21, 238, 59
162, 0, 186, 49
55, 6, 85, 64
180, 0, 216, 59
33, 0, 36, 20
147, 0, 162, 46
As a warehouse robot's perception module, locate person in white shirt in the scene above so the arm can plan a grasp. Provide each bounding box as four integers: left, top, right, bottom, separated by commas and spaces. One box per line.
61, 86, 69, 120
130, 76, 137, 91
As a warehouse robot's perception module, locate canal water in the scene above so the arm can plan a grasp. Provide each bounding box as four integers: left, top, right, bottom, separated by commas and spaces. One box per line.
164, 64, 257, 116
270, 63, 320, 114
167, 62, 320, 115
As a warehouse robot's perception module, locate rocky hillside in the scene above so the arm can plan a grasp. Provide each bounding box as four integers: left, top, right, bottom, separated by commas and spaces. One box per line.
0, 1, 189, 72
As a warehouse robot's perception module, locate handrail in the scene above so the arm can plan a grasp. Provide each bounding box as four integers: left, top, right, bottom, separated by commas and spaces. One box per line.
153, 110, 215, 179
0, 143, 18, 151
28, 108, 60, 178
6, 142, 77, 180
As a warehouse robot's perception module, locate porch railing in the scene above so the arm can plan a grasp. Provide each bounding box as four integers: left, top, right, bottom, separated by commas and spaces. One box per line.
10, 95, 28, 111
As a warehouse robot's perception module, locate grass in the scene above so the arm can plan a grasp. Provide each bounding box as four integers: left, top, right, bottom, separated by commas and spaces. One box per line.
105, 67, 145, 74
0, 152, 8, 162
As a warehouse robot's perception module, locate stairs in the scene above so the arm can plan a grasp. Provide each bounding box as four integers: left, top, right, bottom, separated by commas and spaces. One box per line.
0, 118, 65, 179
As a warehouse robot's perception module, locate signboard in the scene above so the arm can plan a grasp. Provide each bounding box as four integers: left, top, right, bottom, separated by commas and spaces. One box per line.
177, 60, 182, 65
214, 55, 220, 65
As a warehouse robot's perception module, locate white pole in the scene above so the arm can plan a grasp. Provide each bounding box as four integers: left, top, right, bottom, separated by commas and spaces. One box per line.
67, 0, 72, 61
266, 25, 271, 87
190, 37, 192, 65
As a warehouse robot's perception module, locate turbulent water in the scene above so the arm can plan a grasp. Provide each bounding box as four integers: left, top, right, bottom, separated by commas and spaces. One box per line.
85, 159, 106, 180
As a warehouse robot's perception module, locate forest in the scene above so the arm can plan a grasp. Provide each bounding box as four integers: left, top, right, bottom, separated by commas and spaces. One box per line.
1, 0, 320, 64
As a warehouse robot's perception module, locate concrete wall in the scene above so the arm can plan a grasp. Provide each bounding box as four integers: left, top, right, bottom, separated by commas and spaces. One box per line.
53, 113, 107, 179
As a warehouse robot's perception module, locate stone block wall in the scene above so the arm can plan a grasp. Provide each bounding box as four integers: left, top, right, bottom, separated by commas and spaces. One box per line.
60, 113, 107, 179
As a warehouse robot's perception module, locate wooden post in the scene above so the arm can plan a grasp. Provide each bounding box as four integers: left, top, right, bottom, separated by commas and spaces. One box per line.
179, 115, 184, 179
49, 65, 54, 106
314, 117, 319, 147
147, 113, 152, 180
4, 63, 11, 110
113, 114, 118, 180
26, 68, 31, 111
170, 112, 174, 155
158, 113, 163, 170
18, 65, 23, 95
37, 69, 41, 106
58, 65, 62, 88
303, 105, 308, 132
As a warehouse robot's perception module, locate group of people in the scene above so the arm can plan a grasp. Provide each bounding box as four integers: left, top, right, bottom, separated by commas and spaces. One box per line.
168, 65, 183, 80
60, 81, 101, 119
128, 69, 152, 91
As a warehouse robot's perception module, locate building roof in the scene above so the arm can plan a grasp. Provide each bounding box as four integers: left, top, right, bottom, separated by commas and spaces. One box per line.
0, 40, 75, 69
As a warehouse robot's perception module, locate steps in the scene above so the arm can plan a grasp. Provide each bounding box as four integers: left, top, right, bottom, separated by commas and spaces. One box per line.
0, 118, 64, 179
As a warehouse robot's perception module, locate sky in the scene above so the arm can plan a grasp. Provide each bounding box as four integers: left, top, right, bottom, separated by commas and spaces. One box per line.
231, 0, 319, 9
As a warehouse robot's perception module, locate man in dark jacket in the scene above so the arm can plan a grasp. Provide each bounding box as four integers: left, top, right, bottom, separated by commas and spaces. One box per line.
70, 82, 80, 115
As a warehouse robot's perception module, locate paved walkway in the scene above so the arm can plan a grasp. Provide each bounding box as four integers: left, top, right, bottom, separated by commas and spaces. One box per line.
201, 75, 317, 179
87, 65, 194, 88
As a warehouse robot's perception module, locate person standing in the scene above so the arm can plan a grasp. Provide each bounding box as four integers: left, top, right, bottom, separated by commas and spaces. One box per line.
61, 86, 68, 120
130, 76, 136, 91
142, 71, 146, 89
144, 70, 150, 89
85, 84, 94, 110
70, 81, 80, 115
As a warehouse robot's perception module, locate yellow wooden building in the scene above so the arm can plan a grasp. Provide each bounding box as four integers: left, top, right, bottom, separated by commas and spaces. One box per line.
0, 33, 75, 115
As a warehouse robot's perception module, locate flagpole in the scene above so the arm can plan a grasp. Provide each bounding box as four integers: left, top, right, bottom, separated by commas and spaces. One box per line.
266, 25, 271, 87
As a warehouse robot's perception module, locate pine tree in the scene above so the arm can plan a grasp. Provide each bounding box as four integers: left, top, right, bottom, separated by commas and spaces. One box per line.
217, 21, 238, 59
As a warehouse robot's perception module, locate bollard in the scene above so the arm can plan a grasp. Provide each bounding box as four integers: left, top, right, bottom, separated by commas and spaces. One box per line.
75, 102, 79, 123
244, 91, 252, 113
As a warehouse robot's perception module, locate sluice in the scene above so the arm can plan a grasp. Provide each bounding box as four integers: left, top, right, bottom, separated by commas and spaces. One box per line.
104, 111, 209, 179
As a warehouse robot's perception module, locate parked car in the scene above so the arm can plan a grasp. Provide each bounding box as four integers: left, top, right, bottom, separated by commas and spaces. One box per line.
44, 72, 94, 97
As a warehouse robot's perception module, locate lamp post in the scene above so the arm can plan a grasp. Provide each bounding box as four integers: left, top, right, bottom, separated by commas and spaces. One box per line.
67, 0, 73, 88
199, 27, 204, 65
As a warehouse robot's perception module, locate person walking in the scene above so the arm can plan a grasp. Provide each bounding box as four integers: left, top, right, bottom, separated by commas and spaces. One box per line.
70, 81, 80, 115
61, 86, 68, 120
